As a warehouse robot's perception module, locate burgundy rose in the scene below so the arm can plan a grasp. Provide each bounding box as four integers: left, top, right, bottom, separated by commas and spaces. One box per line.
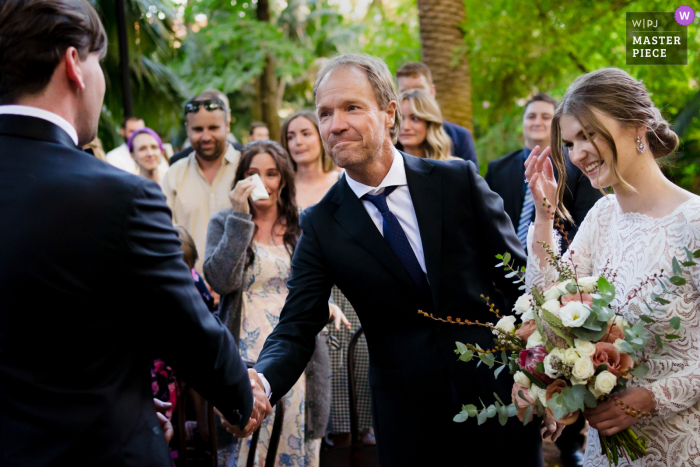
593, 342, 634, 378
519, 346, 553, 384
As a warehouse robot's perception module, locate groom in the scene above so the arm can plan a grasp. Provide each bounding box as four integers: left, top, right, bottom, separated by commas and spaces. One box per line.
251, 54, 544, 465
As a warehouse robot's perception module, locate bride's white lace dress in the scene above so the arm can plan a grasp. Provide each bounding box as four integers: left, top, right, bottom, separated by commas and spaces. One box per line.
526, 194, 700, 466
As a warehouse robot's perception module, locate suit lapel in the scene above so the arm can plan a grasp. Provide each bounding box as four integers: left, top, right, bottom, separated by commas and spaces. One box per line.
403, 153, 441, 311
0, 114, 76, 149
331, 177, 416, 290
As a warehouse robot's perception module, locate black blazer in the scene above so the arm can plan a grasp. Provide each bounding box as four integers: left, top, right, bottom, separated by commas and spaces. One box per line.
485, 148, 603, 245
443, 120, 477, 165
0, 115, 253, 467
254, 153, 543, 466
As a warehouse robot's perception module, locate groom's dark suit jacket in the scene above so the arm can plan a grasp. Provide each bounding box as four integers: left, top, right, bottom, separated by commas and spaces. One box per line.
255, 152, 544, 466
0, 115, 253, 467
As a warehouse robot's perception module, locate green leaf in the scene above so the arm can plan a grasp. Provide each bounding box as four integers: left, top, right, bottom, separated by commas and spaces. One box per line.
565, 282, 579, 294
693, 249, 700, 258
595, 364, 608, 374
685, 247, 694, 262
456, 342, 468, 354
595, 306, 615, 322
670, 316, 681, 330
493, 392, 506, 406
550, 324, 576, 348
477, 409, 488, 425
583, 388, 598, 408
619, 341, 635, 354
682, 261, 697, 267
572, 322, 608, 342
453, 411, 468, 422
631, 338, 644, 346
531, 287, 545, 306
644, 301, 655, 314
459, 350, 474, 362
518, 390, 529, 404
669, 276, 686, 286
496, 254, 503, 260
651, 293, 671, 305
672, 257, 682, 276
521, 266, 526, 273
465, 404, 478, 417
507, 403, 518, 417
486, 404, 497, 418
521, 369, 547, 389
498, 404, 509, 426
665, 334, 681, 339
631, 363, 649, 377
494, 364, 506, 378
597, 277, 616, 303
503, 252, 511, 264
534, 362, 545, 374
639, 314, 656, 323
655, 334, 664, 349
522, 404, 534, 426
479, 352, 496, 368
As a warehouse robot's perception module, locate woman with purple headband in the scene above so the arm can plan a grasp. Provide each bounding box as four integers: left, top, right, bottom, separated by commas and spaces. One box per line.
127, 127, 167, 186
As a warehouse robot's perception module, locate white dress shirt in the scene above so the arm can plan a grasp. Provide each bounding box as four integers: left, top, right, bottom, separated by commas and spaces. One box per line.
0, 105, 79, 146
259, 149, 426, 399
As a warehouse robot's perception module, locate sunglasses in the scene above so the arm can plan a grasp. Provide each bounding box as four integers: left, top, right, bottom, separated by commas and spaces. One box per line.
184, 98, 226, 115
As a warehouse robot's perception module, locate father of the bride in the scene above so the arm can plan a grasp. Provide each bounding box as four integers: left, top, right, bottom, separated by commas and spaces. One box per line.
0, 1, 268, 466
251, 53, 546, 466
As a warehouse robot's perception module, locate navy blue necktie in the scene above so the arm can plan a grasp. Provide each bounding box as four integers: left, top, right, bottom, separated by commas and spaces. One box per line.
363, 186, 430, 294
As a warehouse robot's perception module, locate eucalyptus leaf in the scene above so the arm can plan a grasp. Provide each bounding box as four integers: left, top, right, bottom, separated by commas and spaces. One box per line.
521, 369, 547, 389
486, 405, 497, 418
479, 352, 496, 368
631, 363, 649, 377
639, 314, 655, 323
685, 247, 694, 262
522, 404, 534, 426
498, 405, 509, 426
453, 412, 468, 422
670, 316, 681, 330
665, 334, 681, 339
655, 334, 664, 349
507, 403, 519, 417
672, 256, 682, 276
565, 282, 579, 294
477, 410, 488, 425
456, 342, 468, 354
670, 276, 686, 286
504, 252, 511, 264
459, 350, 474, 362
619, 341, 635, 354
465, 404, 478, 417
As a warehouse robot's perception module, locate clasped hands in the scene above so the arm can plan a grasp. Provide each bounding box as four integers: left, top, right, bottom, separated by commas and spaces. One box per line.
218, 369, 273, 438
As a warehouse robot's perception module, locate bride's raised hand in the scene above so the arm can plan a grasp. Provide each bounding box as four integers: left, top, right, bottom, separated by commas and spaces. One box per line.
524, 145, 557, 220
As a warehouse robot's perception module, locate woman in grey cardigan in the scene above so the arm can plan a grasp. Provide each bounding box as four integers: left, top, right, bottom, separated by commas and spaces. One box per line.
204, 141, 345, 467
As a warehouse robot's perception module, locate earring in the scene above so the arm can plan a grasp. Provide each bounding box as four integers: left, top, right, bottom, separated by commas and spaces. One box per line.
636, 136, 646, 153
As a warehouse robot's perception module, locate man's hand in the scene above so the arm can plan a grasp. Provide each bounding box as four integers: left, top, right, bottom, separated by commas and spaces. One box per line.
541, 410, 565, 442
217, 369, 273, 438
584, 387, 655, 436
329, 304, 351, 331
153, 398, 174, 443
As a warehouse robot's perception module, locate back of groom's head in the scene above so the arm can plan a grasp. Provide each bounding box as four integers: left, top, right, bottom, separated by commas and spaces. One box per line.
0, 0, 107, 105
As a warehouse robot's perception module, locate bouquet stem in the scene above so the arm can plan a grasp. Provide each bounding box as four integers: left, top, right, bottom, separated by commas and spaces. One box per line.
599, 428, 647, 466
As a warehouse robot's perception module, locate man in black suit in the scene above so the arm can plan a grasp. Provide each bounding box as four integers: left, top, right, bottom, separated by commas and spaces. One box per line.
0, 1, 268, 466
485, 93, 601, 467
246, 53, 555, 466
486, 93, 603, 252
396, 61, 478, 165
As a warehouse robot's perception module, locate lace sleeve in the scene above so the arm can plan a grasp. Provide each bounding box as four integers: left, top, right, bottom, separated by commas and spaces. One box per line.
525, 197, 605, 291
646, 208, 700, 419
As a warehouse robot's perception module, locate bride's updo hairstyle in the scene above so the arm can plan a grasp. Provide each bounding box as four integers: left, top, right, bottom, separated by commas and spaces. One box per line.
550, 67, 679, 221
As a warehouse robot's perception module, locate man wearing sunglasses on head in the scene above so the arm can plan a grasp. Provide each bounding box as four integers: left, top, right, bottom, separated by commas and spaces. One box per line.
162, 91, 241, 275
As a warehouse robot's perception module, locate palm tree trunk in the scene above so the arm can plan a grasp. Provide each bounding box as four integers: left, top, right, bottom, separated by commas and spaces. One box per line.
417, 0, 473, 131
256, 0, 281, 141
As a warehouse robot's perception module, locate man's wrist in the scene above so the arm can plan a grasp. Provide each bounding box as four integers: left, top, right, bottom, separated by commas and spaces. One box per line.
258, 373, 272, 399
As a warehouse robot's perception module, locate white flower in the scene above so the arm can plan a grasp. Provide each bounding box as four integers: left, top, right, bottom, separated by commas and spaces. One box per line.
594, 371, 618, 395
513, 294, 534, 315
563, 348, 580, 365
574, 339, 596, 358
589, 383, 605, 399
521, 308, 535, 322
559, 302, 591, 328
493, 315, 517, 335
577, 276, 599, 293
544, 352, 562, 379
514, 371, 531, 388
571, 356, 595, 381
611, 315, 628, 329
526, 330, 544, 349
543, 282, 566, 301
571, 376, 587, 386
613, 338, 626, 352
541, 299, 561, 315
528, 384, 547, 406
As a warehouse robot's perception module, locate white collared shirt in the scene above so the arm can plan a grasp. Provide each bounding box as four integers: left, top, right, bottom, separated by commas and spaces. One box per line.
345, 147, 426, 273
0, 105, 79, 146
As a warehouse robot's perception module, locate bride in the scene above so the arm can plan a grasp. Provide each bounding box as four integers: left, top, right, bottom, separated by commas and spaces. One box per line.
525, 67, 700, 466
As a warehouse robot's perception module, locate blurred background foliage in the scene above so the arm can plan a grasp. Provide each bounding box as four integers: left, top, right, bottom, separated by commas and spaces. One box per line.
94, 0, 699, 192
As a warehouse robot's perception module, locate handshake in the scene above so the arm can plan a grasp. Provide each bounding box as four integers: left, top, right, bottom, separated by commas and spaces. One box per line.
217, 369, 273, 438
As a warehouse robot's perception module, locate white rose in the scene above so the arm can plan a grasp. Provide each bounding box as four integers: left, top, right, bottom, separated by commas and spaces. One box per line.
559, 301, 591, 328
521, 308, 535, 322
513, 371, 531, 388
526, 330, 544, 349
574, 339, 596, 358
563, 348, 580, 365
571, 356, 595, 381
577, 276, 599, 293
570, 376, 587, 386
493, 315, 517, 335
543, 283, 564, 302
544, 353, 562, 379
541, 299, 561, 315
589, 383, 605, 399
613, 338, 626, 352
528, 384, 547, 406
594, 371, 618, 395
513, 294, 534, 315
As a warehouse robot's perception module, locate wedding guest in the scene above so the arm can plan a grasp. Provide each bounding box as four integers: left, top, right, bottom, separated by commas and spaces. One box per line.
526, 67, 699, 467
249, 121, 269, 142
106, 115, 144, 169
280, 110, 371, 444
485, 93, 602, 256
127, 127, 168, 186
396, 88, 458, 161
171, 89, 244, 165
174, 224, 214, 312
396, 61, 477, 165
0, 1, 264, 465
204, 140, 338, 466
84, 137, 107, 161
161, 91, 241, 274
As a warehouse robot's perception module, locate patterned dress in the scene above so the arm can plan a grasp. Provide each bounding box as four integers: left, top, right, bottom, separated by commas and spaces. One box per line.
220, 241, 320, 467
526, 195, 700, 466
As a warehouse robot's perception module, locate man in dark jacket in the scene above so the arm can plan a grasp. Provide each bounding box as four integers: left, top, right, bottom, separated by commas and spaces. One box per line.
0, 2, 268, 466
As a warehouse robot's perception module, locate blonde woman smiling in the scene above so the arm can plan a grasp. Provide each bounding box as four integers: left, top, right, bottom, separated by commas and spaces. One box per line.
396, 88, 457, 161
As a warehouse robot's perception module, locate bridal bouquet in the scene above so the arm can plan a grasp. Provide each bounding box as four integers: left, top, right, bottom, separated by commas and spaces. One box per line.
421, 244, 700, 466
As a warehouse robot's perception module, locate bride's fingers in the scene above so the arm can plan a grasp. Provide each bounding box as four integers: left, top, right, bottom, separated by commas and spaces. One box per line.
524, 145, 541, 168
534, 146, 551, 173
524, 150, 539, 181
543, 157, 555, 182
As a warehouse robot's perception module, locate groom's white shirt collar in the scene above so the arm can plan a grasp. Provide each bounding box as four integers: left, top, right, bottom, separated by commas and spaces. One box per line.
345, 147, 406, 198
0, 105, 79, 146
